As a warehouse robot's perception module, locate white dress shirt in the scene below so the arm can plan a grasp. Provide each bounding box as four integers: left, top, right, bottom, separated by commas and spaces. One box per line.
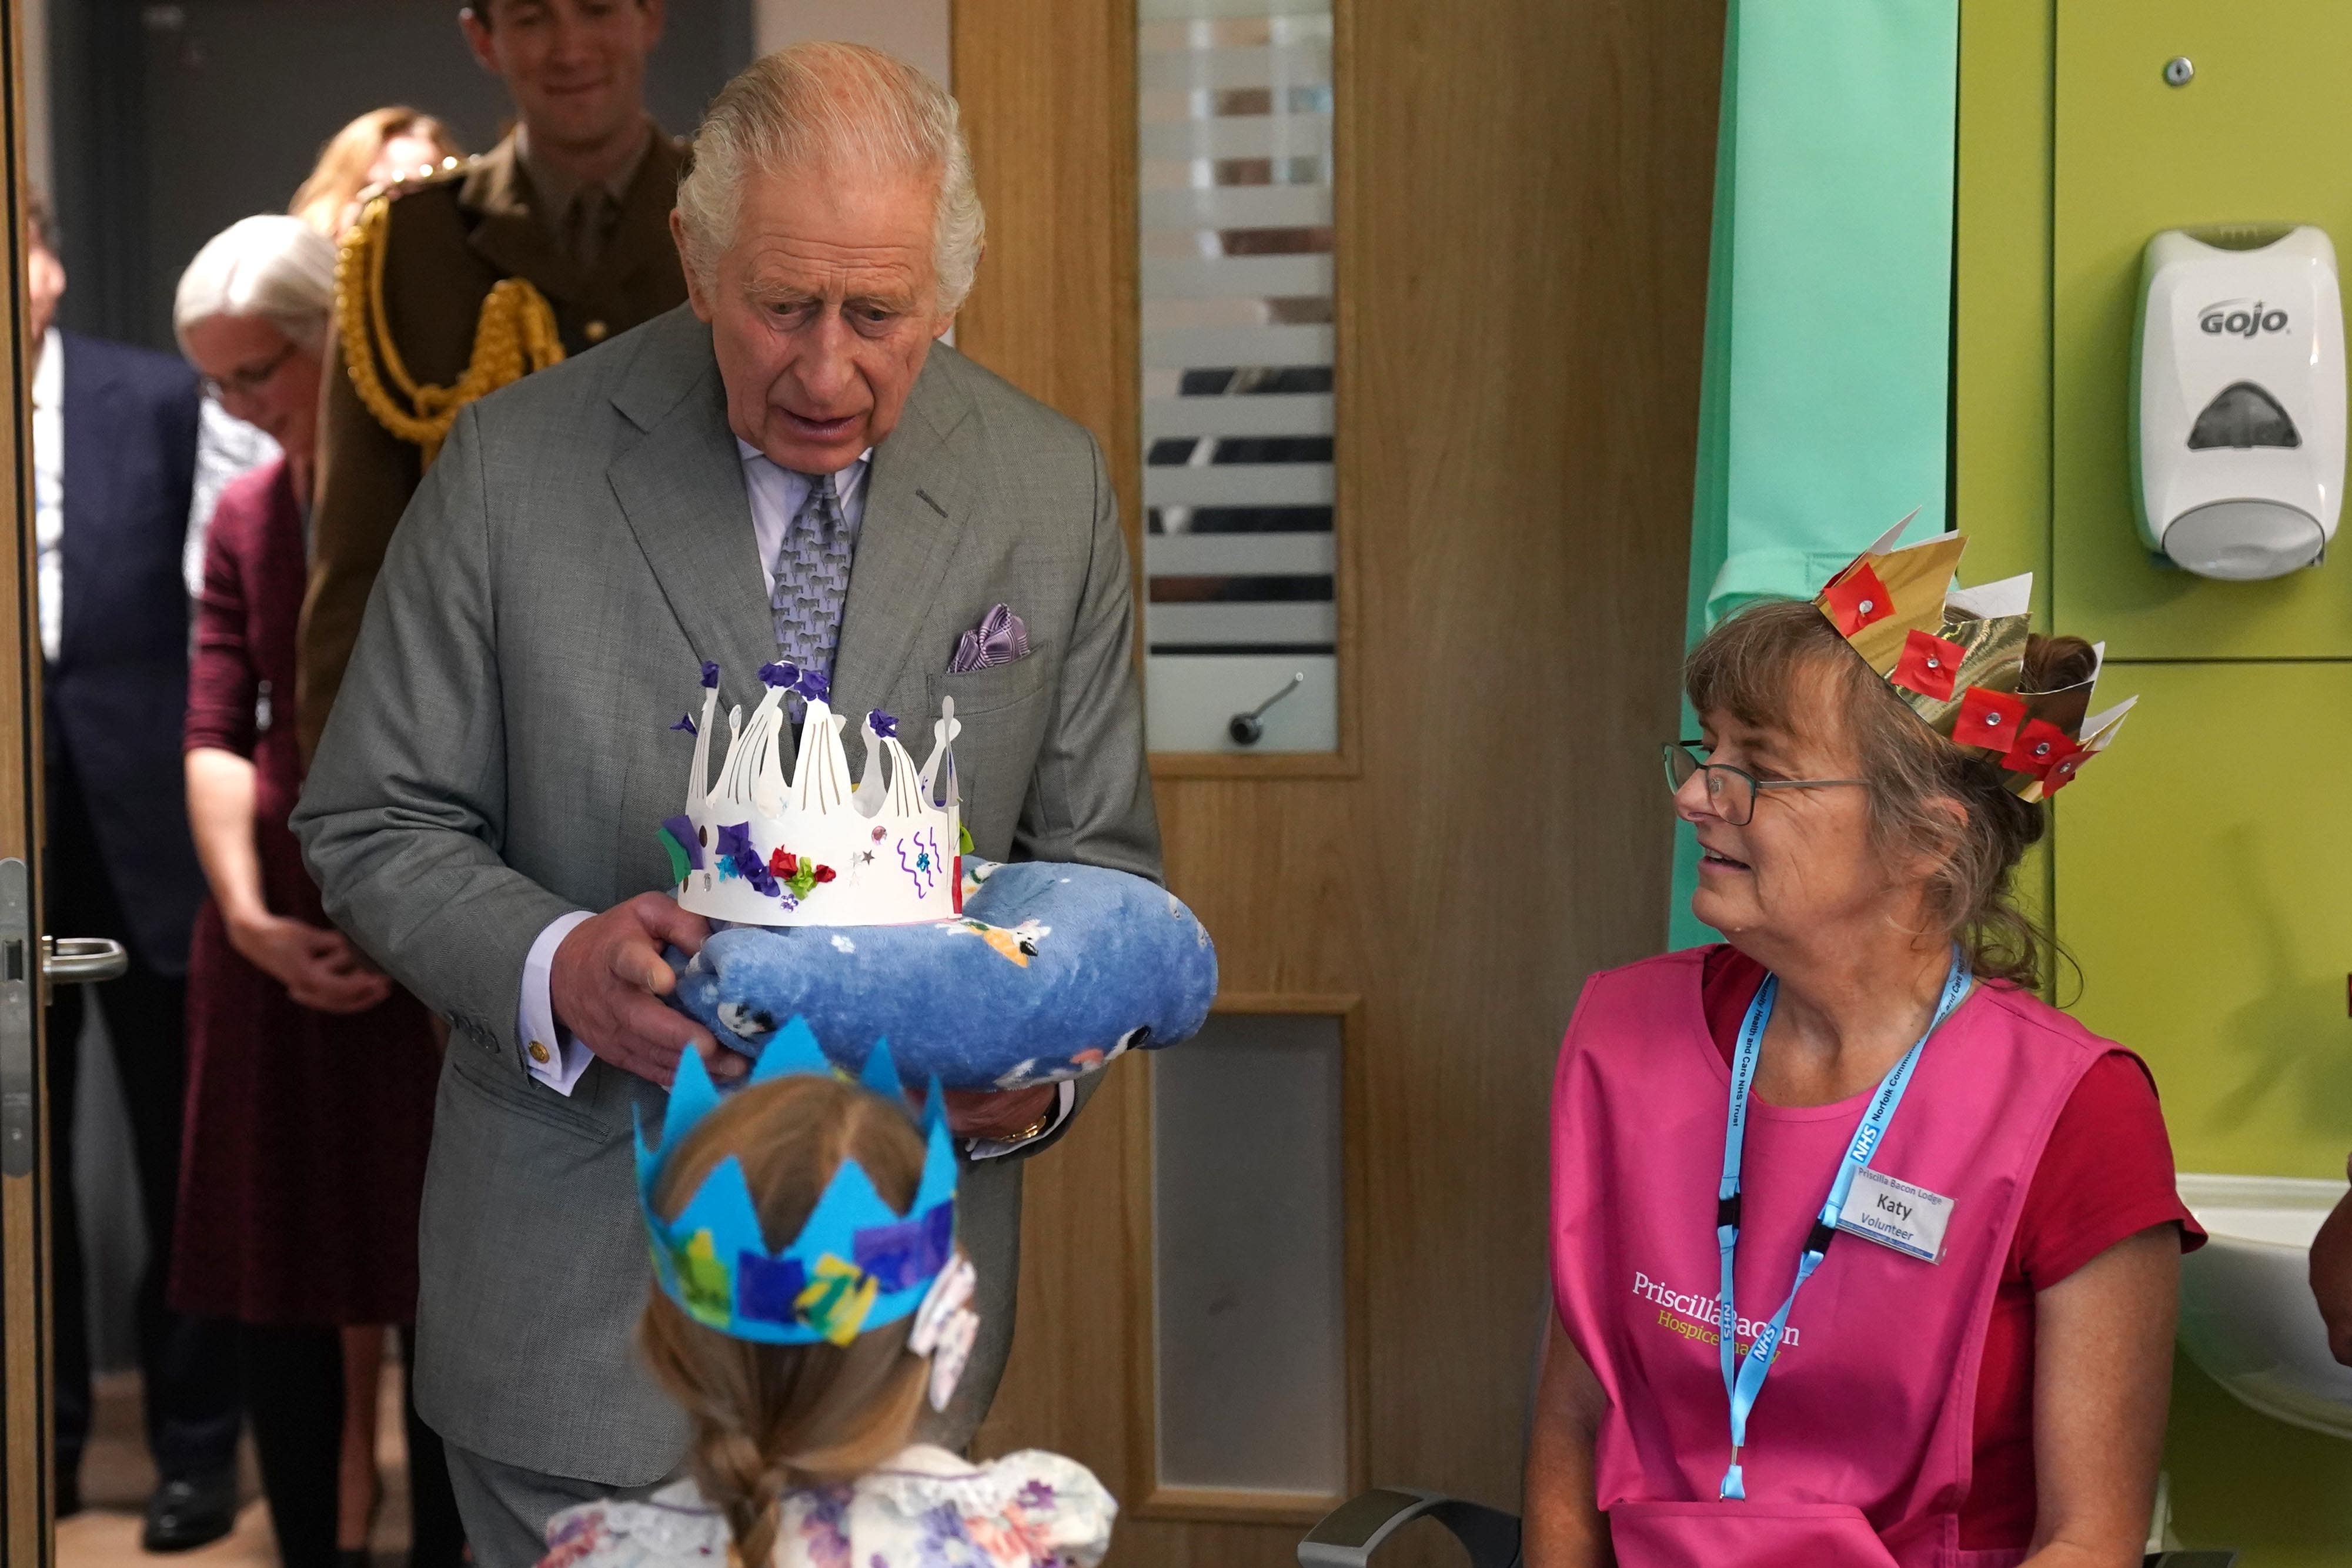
512, 443, 1075, 1146
32, 330, 62, 665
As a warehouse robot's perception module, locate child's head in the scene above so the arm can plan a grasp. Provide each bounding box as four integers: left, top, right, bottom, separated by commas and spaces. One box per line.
639, 1072, 935, 1564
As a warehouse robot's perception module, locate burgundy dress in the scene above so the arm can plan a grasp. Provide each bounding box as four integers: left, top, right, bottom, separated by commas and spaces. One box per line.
171, 457, 438, 1325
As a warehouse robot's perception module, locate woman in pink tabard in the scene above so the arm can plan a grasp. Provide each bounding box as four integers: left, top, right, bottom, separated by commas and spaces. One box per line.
1527, 527, 2203, 1568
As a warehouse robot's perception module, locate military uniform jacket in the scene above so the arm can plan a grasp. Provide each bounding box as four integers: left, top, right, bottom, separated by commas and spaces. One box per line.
300, 129, 690, 760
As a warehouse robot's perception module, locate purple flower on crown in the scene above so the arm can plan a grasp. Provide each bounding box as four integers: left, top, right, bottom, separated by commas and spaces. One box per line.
759, 660, 799, 690
699, 660, 721, 690
867, 709, 898, 739
713, 822, 790, 898
670, 713, 697, 735
794, 668, 830, 704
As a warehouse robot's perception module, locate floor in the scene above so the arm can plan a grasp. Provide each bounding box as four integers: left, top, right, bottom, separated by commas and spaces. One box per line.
55, 1348, 417, 1568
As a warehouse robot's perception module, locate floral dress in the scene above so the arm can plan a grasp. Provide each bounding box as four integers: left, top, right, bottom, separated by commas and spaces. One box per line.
538, 1446, 1114, 1568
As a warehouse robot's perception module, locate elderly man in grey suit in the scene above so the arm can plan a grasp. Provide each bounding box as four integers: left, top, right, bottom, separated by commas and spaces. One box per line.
293, 43, 1157, 1567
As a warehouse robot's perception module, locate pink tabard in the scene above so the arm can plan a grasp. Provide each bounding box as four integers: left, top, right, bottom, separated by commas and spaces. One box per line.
1549, 950, 2104, 1568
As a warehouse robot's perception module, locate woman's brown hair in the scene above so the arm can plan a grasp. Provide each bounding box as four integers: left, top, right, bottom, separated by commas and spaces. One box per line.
1685, 597, 2096, 989
290, 108, 466, 238
640, 1074, 932, 1566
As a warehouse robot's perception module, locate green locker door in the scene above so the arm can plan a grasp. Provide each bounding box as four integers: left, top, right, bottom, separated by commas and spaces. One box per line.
2054, 660, 2352, 1178
2054, 2, 2352, 658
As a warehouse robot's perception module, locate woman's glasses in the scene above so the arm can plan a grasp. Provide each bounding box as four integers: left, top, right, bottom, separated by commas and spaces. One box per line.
1660, 742, 1866, 827
202, 341, 298, 403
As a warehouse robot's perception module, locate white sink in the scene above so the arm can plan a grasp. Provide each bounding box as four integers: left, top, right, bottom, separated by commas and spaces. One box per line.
2176, 1172, 2352, 1439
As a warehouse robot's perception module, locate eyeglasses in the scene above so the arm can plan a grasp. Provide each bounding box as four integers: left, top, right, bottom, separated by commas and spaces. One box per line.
202, 341, 298, 403
1661, 742, 1867, 827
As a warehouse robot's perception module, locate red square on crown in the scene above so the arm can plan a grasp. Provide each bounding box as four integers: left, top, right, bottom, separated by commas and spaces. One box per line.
1819, 562, 1895, 637
2002, 718, 2080, 781
1953, 686, 2026, 751
1891, 628, 1965, 701
2041, 749, 2092, 794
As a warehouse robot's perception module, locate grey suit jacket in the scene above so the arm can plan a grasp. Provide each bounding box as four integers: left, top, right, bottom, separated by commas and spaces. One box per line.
293, 305, 1160, 1483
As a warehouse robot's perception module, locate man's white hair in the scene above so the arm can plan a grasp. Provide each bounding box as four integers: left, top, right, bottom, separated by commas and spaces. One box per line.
677, 41, 984, 313
173, 215, 337, 359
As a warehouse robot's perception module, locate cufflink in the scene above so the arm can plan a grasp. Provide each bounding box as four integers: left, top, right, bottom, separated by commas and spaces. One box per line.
528, 1040, 552, 1065
584, 320, 609, 344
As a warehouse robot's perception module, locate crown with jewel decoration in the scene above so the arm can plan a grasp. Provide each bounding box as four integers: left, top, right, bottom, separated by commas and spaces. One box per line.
1812, 514, 2137, 801
636, 1018, 959, 1348
659, 661, 963, 927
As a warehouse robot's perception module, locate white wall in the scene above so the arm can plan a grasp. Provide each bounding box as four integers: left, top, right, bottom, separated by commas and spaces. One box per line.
753, 0, 950, 86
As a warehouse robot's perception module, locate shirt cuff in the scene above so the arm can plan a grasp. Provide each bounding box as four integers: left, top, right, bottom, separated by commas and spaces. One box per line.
517, 910, 596, 1095
965, 1079, 1077, 1161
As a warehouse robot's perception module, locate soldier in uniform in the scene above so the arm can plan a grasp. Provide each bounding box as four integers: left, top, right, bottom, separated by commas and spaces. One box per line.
300, 0, 687, 760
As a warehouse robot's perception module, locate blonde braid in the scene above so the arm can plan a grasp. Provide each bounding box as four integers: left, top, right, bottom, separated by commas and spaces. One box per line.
697, 1426, 791, 1568
335, 194, 565, 467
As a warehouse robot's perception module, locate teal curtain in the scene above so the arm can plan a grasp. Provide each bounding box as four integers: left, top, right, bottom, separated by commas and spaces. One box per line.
1668, 0, 1961, 950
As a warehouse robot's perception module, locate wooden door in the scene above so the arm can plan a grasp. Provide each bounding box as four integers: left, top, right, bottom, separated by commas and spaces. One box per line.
953, 2, 1722, 1563
1, 0, 59, 1560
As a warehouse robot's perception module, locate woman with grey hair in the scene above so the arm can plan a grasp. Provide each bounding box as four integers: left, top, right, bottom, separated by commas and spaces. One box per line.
169, 215, 463, 1568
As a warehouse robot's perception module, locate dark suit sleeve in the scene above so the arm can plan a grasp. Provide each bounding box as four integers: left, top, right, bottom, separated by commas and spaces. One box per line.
1012, 432, 1161, 884
299, 306, 424, 765
291, 402, 574, 1070
158, 365, 201, 528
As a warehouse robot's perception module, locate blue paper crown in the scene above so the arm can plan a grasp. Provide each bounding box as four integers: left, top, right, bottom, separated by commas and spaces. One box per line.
634, 1018, 958, 1346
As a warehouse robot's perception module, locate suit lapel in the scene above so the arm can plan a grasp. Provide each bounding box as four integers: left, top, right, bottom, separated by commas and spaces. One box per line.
605, 323, 776, 696
462, 138, 579, 303
56, 336, 118, 661
597, 136, 686, 316
830, 352, 978, 716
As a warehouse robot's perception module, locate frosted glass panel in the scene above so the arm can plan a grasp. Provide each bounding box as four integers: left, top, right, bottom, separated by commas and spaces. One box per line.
1152, 1014, 1347, 1495
1138, 0, 1338, 753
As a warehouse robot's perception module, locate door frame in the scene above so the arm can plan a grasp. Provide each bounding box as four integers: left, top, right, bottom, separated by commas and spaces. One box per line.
2, 0, 57, 1559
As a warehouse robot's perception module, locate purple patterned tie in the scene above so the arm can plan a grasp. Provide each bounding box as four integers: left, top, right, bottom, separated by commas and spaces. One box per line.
771, 471, 858, 717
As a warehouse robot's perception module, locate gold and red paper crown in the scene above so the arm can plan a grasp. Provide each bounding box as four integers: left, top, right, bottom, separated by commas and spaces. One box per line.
1812, 514, 2136, 802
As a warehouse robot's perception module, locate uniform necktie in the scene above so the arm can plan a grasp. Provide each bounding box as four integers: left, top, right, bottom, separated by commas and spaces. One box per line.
564, 185, 613, 273
771, 471, 857, 716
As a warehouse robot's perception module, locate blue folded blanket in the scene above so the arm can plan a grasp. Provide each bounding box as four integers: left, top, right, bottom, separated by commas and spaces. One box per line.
668, 858, 1218, 1089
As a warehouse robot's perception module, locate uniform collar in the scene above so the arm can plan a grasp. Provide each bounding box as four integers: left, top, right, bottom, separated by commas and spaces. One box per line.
460, 128, 684, 305
514, 118, 656, 228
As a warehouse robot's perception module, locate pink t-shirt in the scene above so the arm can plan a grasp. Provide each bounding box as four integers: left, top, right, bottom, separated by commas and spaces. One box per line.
1700, 946, 2203, 1550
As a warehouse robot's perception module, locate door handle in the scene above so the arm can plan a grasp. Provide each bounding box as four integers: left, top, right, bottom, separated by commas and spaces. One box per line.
1228, 670, 1307, 746
42, 936, 127, 984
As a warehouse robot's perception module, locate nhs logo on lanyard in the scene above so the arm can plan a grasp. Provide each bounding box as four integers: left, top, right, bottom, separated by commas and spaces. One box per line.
1846, 1122, 1883, 1164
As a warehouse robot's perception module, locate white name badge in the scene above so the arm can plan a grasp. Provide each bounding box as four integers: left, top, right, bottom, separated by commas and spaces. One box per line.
1836, 1166, 1952, 1263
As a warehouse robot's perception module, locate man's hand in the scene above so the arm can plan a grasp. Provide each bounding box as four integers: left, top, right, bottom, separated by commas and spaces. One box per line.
549, 893, 743, 1088
944, 1084, 1058, 1144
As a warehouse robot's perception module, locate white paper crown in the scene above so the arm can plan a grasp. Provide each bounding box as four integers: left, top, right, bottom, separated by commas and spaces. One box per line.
659, 663, 964, 927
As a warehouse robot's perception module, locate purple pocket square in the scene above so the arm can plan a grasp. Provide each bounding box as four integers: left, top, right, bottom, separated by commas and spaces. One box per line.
951, 604, 1030, 673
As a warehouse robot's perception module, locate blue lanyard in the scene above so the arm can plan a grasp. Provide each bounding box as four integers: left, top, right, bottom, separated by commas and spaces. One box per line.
1713, 948, 1970, 1502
